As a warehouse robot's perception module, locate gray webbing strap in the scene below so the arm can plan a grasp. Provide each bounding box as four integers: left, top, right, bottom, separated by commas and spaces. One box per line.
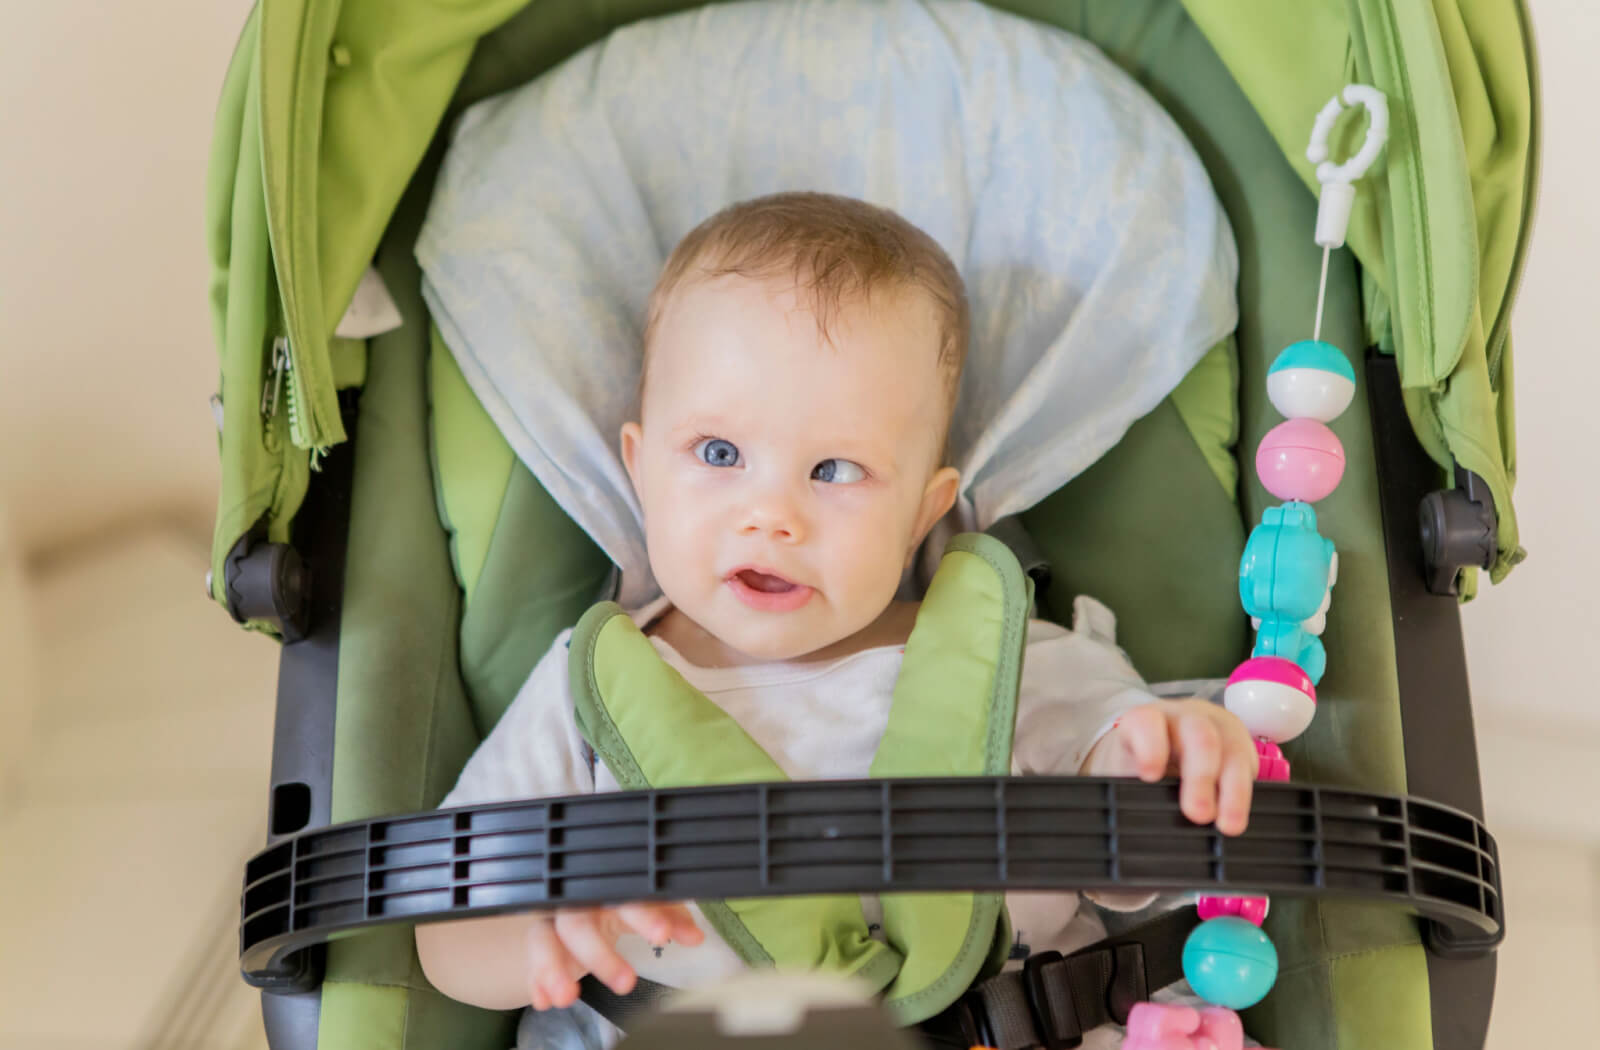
579, 973, 672, 1030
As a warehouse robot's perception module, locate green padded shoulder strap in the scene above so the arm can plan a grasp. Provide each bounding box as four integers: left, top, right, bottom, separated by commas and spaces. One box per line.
567, 533, 1029, 1024
568, 601, 901, 992
875, 533, 1030, 777
872, 532, 1028, 1020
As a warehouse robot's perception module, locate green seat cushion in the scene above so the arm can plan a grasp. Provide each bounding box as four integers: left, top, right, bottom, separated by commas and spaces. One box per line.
430, 323, 613, 733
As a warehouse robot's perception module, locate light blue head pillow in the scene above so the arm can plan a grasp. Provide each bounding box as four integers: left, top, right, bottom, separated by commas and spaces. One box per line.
418, 0, 1237, 609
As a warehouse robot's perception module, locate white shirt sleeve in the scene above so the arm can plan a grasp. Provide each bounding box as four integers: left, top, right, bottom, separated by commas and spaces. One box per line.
1011, 597, 1156, 777
439, 628, 596, 808
1013, 598, 1162, 913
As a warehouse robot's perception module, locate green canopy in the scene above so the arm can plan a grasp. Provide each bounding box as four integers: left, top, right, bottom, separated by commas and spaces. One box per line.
1183, 0, 1536, 595
206, 0, 1535, 618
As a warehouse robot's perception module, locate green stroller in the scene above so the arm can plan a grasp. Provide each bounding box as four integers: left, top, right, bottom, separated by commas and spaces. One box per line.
208, 1, 1536, 1048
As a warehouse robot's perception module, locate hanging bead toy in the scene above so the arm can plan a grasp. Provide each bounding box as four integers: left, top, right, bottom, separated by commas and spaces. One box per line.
1167, 85, 1391, 1033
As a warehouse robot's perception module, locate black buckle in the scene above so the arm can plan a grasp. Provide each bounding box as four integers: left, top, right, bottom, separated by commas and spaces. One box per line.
924, 940, 1156, 1050
1104, 943, 1149, 1025
1023, 950, 1081, 1050
1021, 941, 1151, 1049
917, 992, 992, 1050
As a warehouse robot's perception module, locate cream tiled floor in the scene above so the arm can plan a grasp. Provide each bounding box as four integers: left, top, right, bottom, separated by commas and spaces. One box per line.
0, 529, 277, 1050
1480, 834, 1600, 1046
1, 529, 1594, 1048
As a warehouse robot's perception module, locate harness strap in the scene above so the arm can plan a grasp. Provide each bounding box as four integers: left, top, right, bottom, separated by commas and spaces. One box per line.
578, 973, 671, 1032
583, 908, 1201, 1048
917, 908, 1201, 1050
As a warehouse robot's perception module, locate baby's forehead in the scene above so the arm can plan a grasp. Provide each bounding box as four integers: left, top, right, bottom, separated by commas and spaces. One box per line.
648, 272, 946, 370
640, 271, 956, 452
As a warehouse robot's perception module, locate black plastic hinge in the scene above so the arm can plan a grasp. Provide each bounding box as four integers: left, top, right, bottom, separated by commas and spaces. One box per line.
242, 944, 325, 994
223, 532, 312, 641
1418, 465, 1498, 596
1423, 916, 1505, 959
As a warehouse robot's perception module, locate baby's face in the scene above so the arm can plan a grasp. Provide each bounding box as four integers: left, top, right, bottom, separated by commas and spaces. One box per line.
622, 273, 958, 662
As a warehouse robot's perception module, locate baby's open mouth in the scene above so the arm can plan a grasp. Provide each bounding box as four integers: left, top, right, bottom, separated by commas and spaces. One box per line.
725, 567, 815, 612
734, 569, 797, 593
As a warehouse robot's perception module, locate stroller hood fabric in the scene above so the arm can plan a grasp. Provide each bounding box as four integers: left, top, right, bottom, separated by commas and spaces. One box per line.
417, 0, 1238, 608
207, 0, 1535, 621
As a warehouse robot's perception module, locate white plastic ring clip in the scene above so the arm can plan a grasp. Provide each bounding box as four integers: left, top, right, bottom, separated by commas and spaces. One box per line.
1305, 85, 1389, 249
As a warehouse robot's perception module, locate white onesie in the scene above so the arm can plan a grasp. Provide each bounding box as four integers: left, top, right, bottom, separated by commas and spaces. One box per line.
441, 596, 1168, 1048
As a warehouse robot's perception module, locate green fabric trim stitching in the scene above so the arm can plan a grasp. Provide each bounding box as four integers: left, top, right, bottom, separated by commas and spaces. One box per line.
697, 900, 776, 967
960, 534, 1027, 775
568, 603, 651, 791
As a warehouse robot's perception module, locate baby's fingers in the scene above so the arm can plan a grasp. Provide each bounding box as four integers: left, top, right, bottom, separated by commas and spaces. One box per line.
524, 918, 583, 1011
1214, 738, 1258, 836
1117, 706, 1172, 781
1176, 714, 1222, 826
555, 910, 636, 998
617, 902, 704, 948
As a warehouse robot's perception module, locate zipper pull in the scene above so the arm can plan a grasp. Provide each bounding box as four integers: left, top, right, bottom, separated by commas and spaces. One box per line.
260, 338, 289, 419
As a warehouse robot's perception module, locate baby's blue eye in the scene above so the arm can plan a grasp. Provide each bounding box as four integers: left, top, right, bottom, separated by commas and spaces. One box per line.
693, 438, 741, 468
812, 459, 866, 484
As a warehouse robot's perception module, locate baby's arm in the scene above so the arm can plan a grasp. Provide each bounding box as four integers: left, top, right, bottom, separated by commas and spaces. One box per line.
1013, 610, 1258, 835
417, 912, 554, 1010
416, 905, 702, 1011
413, 632, 702, 1011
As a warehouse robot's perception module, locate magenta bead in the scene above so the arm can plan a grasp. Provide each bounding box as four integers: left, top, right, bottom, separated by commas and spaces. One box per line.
1254, 739, 1292, 782
1227, 656, 1317, 699
1198, 895, 1269, 926
1225, 657, 1317, 743
1256, 418, 1345, 502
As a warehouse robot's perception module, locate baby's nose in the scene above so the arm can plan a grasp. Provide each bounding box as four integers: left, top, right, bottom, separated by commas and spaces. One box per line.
739, 499, 804, 542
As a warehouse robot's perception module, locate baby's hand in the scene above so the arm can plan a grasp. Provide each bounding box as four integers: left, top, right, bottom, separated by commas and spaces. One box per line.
522, 903, 703, 1010
1082, 699, 1259, 835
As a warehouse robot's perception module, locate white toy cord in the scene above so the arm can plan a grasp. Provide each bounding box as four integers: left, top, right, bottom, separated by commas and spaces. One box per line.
1305, 85, 1390, 342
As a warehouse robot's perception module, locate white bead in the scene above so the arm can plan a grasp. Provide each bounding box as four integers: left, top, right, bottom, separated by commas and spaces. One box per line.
1223, 679, 1316, 743
1267, 368, 1356, 422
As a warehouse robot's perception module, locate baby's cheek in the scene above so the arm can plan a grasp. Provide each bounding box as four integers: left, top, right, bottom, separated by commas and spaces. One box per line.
649, 515, 711, 608
835, 531, 907, 615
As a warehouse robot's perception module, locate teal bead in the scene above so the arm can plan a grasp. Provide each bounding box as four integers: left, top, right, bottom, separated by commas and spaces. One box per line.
1182, 917, 1279, 1009
1268, 339, 1355, 380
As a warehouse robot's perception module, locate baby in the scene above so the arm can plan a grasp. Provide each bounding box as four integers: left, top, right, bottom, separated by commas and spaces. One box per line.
416, 193, 1259, 1047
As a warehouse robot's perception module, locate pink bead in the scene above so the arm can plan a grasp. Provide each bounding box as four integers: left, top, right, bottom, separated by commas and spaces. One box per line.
1236, 897, 1269, 925
1227, 657, 1316, 695
1255, 739, 1292, 782
1256, 418, 1346, 502
1198, 895, 1269, 926
1125, 1003, 1252, 1050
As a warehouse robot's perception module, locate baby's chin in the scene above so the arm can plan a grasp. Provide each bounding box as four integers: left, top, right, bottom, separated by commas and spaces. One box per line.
711, 619, 844, 663
657, 577, 892, 664
688, 600, 863, 664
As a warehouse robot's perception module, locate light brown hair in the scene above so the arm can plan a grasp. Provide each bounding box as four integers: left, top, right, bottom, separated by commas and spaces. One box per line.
641, 192, 969, 407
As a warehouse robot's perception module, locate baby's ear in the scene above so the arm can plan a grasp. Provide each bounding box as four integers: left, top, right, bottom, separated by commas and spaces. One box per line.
619, 422, 644, 495
911, 467, 961, 549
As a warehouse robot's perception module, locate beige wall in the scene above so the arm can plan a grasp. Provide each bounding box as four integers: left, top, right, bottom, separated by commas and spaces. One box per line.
0, 0, 255, 556
1459, 0, 1600, 840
